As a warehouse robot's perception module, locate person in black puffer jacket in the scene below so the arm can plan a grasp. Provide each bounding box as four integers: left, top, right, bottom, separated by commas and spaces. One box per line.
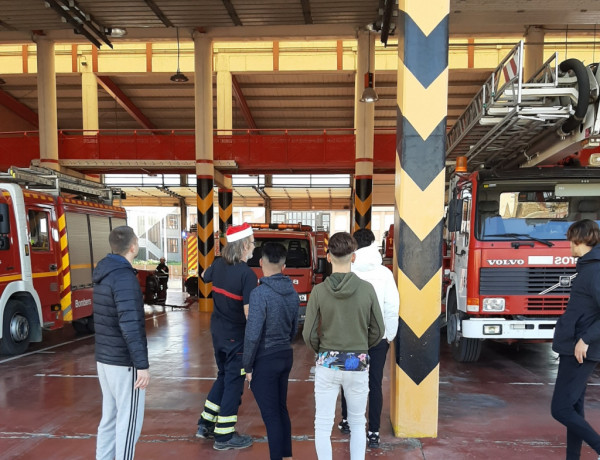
93, 226, 149, 460
551, 219, 600, 460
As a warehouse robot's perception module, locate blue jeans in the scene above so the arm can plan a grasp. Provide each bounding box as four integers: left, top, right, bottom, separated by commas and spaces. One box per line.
551, 354, 600, 459
251, 349, 294, 460
314, 366, 369, 460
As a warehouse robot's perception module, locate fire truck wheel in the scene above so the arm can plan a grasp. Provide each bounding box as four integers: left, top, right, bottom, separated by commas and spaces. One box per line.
72, 316, 95, 334
447, 292, 483, 363
0, 300, 32, 355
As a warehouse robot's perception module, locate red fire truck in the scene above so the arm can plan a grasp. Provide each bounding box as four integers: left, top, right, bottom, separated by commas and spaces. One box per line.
0, 166, 158, 355
444, 166, 600, 362
183, 223, 329, 322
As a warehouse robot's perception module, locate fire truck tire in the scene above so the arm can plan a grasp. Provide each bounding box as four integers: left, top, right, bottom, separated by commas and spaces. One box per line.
0, 300, 32, 355
145, 275, 159, 304
72, 316, 95, 334
447, 292, 483, 363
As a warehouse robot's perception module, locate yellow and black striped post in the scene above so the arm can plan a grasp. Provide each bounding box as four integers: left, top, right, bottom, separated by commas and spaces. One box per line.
353, 173, 372, 231
57, 205, 72, 322
391, 0, 449, 437
218, 176, 233, 249
353, 30, 375, 232
194, 33, 215, 312
197, 170, 214, 312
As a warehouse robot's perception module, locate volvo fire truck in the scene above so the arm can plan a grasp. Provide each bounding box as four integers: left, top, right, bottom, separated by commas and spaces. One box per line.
183, 223, 329, 322
0, 166, 158, 355
442, 41, 600, 361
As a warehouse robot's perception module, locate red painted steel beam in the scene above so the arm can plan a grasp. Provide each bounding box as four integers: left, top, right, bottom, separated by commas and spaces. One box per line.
0, 89, 38, 128
231, 75, 257, 130
0, 131, 396, 174
96, 76, 156, 130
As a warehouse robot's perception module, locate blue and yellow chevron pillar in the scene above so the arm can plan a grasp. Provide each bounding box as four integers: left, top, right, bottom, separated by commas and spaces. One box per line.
218, 175, 233, 251
391, 0, 449, 437
353, 30, 375, 232
194, 31, 215, 312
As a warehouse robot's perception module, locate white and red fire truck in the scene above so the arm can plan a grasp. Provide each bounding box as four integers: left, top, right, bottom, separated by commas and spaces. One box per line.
0, 166, 158, 355
183, 223, 329, 322
442, 42, 600, 361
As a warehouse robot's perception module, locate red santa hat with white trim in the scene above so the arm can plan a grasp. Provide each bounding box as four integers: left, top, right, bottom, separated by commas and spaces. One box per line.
226, 222, 253, 243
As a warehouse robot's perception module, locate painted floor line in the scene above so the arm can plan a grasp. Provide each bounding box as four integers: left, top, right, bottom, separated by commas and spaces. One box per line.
0, 312, 167, 365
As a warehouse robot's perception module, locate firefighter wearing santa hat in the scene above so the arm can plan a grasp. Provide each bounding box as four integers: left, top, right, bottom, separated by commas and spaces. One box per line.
196, 223, 258, 451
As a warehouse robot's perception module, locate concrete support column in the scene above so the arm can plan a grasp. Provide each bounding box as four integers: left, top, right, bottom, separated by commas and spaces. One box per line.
524, 26, 545, 80
35, 38, 59, 170
353, 30, 374, 232
216, 55, 233, 136
81, 66, 99, 135
218, 175, 233, 251
194, 32, 215, 312
392, 0, 449, 437
216, 54, 234, 251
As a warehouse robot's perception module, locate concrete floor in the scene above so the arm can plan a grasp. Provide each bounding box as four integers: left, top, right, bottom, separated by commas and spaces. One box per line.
1, 291, 600, 459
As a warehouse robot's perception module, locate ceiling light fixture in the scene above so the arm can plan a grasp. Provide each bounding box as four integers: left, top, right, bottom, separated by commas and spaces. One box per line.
360, 31, 378, 103
105, 27, 127, 38
170, 28, 189, 83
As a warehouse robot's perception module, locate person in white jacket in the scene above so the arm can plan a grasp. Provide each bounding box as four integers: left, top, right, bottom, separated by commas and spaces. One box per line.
337, 228, 399, 449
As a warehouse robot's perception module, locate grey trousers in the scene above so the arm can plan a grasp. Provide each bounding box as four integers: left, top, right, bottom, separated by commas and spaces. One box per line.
96, 362, 146, 460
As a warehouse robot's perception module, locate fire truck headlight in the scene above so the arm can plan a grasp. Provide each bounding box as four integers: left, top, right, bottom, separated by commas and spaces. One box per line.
298, 294, 308, 302
482, 298, 505, 312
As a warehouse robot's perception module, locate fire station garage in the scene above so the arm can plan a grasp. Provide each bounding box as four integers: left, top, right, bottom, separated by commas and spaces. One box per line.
1, 1, 600, 458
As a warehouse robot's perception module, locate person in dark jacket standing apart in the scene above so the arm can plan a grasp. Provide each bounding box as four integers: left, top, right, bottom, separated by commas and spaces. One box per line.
93, 225, 150, 460
196, 222, 257, 451
303, 232, 384, 460
551, 219, 600, 460
243, 242, 299, 460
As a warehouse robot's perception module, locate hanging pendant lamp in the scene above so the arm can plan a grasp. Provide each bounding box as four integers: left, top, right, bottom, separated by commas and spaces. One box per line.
170, 28, 189, 83
360, 31, 378, 103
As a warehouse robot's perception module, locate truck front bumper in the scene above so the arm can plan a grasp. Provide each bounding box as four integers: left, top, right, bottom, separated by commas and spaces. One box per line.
461, 318, 556, 340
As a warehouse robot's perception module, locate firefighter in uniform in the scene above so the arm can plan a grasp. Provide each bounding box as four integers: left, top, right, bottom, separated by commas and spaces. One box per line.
196, 223, 257, 451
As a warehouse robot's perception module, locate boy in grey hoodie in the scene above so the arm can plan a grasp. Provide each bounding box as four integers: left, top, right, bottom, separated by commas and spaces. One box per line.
244, 242, 299, 460
303, 232, 384, 460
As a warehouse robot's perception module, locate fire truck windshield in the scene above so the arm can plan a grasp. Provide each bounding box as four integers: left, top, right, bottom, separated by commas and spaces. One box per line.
476, 182, 600, 241
247, 238, 311, 268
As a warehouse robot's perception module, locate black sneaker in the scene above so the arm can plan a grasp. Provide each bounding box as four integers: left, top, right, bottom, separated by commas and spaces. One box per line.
213, 432, 253, 451
367, 432, 380, 448
196, 423, 215, 439
337, 419, 350, 434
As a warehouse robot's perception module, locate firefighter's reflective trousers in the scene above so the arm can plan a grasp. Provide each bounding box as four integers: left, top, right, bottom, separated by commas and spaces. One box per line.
198, 334, 245, 441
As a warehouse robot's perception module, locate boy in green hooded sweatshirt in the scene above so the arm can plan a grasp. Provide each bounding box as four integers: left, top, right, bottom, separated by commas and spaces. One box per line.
303, 231, 384, 460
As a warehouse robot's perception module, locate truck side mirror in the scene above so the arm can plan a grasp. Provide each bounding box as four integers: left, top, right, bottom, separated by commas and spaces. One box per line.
0, 203, 9, 251
316, 257, 327, 274
447, 198, 463, 232
0, 203, 9, 234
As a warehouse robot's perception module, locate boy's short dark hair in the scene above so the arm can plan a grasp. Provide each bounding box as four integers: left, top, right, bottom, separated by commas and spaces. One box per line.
109, 226, 137, 256
567, 219, 600, 247
262, 242, 287, 266
353, 228, 375, 250
328, 232, 357, 258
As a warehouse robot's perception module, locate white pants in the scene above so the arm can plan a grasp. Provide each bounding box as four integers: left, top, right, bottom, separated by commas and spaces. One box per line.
96, 362, 146, 460
314, 366, 369, 460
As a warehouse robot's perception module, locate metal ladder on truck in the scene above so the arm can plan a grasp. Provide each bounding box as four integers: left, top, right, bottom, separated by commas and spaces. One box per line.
446, 41, 599, 171
0, 165, 124, 204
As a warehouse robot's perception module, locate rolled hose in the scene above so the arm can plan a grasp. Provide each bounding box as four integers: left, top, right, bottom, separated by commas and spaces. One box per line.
559, 58, 590, 135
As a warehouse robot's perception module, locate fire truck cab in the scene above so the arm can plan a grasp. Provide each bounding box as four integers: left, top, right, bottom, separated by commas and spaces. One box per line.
246, 223, 328, 322
445, 167, 600, 361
